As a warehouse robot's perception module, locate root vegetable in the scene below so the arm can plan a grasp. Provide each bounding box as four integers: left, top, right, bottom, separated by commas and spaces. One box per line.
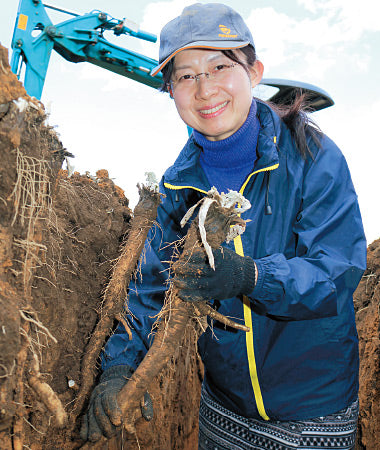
117, 191, 250, 434
73, 184, 162, 418
27, 354, 68, 428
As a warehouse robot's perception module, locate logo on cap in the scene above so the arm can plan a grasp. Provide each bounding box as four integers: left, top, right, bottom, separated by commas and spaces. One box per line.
218, 24, 237, 38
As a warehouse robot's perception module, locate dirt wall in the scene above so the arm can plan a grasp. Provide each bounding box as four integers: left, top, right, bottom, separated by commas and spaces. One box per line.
354, 239, 380, 449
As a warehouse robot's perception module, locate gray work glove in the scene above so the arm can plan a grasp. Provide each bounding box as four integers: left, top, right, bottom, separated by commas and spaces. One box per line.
174, 246, 256, 302
80, 365, 153, 442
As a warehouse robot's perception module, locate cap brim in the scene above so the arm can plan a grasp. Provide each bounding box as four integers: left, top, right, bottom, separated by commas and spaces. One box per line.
150, 40, 251, 77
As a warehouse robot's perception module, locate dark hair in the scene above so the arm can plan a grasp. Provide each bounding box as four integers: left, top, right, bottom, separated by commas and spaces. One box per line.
270, 94, 322, 158
160, 45, 321, 158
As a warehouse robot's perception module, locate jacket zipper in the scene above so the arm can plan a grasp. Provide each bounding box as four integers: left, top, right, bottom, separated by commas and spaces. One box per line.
163, 184, 208, 194
234, 161, 279, 421
164, 152, 279, 421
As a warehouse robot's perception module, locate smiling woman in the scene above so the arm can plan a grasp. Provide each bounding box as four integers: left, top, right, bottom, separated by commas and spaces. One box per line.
80, 3, 367, 450
168, 48, 261, 141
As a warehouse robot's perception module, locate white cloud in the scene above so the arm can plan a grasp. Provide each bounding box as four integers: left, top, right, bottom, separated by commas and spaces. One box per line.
298, 0, 380, 35
245, 2, 378, 82
313, 98, 380, 243
79, 64, 113, 81
139, 0, 195, 59
141, 0, 194, 32
248, 4, 374, 54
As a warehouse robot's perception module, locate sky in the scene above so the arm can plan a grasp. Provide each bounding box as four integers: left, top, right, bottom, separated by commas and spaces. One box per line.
1, 0, 379, 243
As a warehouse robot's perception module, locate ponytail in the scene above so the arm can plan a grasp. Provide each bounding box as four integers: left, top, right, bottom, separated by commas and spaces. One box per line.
269, 94, 322, 159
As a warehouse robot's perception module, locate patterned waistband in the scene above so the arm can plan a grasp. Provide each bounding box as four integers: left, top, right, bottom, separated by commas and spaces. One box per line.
198, 388, 358, 450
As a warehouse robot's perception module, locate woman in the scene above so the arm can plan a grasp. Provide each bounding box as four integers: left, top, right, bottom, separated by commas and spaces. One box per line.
81, 4, 366, 449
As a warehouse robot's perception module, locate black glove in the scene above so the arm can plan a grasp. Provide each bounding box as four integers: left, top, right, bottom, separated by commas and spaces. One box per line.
174, 246, 256, 302
80, 365, 153, 442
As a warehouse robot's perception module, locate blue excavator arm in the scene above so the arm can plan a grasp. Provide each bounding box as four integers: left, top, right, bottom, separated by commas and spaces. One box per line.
11, 0, 334, 111
11, 0, 163, 99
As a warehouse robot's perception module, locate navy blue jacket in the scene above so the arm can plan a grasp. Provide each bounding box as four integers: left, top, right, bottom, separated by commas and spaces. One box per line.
102, 101, 366, 421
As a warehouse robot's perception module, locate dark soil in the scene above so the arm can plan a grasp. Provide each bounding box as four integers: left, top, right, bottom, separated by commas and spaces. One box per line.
354, 239, 380, 450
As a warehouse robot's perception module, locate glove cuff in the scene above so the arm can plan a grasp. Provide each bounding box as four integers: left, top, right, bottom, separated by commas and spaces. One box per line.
100, 364, 134, 383
241, 256, 257, 295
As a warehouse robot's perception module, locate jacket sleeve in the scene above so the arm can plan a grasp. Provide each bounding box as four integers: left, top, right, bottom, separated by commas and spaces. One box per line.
101, 182, 181, 371
251, 136, 367, 320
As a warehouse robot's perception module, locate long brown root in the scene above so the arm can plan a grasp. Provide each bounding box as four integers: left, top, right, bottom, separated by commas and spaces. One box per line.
72, 185, 162, 418
27, 354, 68, 428
194, 302, 250, 332
12, 322, 30, 450
117, 290, 192, 434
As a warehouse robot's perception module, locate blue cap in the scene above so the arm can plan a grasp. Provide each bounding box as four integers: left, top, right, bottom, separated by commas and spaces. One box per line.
151, 3, 254, 76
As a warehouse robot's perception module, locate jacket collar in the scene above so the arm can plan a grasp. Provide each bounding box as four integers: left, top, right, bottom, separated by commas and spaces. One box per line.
163, 100, 281, 192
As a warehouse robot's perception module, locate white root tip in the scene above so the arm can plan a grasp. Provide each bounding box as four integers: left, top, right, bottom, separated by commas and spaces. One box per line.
226, 224, 247, 243
220, 190, 251, 213
198, 198, 216, 269
13, 97, 29, 113
65, 157, 75, 177
144, 172, 159, 192
180, 188, 251, 268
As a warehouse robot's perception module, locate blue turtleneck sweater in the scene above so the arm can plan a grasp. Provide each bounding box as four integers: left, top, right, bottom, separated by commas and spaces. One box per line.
194, 100, 259, 194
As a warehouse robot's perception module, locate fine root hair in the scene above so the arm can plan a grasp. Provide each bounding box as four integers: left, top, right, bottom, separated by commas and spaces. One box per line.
9, 148, 52, 289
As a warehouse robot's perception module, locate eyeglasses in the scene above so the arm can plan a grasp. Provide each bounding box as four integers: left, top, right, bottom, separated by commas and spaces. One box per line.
169, 62, 240, 92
